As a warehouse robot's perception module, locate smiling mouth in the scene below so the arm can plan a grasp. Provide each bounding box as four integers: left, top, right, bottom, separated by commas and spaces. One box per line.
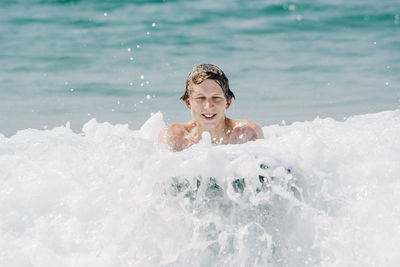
202, 114, 216, 120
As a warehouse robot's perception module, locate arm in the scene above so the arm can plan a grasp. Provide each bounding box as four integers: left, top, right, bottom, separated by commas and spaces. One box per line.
158, 124, 186, 151
238, 120, 264, 142
251, 122, 264, 139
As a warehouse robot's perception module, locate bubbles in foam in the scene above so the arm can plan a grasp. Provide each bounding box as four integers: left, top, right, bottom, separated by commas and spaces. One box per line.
0, 109, 399, 266
200, 131, 211, 145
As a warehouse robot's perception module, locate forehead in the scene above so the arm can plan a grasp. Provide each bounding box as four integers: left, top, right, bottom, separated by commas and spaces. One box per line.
191, 79, 224, 95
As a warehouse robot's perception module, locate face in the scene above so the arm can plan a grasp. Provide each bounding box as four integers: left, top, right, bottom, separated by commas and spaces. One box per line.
185, 79, 231, 130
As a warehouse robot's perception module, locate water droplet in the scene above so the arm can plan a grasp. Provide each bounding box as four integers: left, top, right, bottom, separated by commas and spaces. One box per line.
139, 100, 143, 104
140, 83, 144, 87
111, 108, 115, 112
104, 12, 108, 16
43, 125, 48, 129
127, 48, 131, 52
117, 100, 120, 105
146, 94, 151, 100
140, 75, 144, 79
152, 22, 156, 27
386, 82, 389, 86
288, 4, 296, 11
373, 41, 377, 45
70, 88, 74, 92
146, 32, 150, 35
136, 45, 140, 48
88, 113, 91, 116
129, 82, 133, 86
201, 131, 211, 145
146, 81, 150, 85
130, 57, 134, 61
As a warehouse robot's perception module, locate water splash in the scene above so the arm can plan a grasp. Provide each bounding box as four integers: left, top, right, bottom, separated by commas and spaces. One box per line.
0, 109, 399, 266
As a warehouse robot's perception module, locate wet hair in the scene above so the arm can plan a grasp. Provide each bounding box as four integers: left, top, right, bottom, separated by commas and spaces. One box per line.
180, 64, 235, 101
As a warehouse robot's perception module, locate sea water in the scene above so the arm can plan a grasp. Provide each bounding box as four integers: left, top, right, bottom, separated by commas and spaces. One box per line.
1, 110, 400, 266
0, 0, 399, 136
1, 0, 400, 266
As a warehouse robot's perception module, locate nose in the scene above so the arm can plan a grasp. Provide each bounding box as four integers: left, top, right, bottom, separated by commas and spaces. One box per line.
204, 98, 214, 109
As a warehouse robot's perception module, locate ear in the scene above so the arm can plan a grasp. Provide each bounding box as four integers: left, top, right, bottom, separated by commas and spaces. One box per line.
225, 98, 232, 110
185, 98, 191, 110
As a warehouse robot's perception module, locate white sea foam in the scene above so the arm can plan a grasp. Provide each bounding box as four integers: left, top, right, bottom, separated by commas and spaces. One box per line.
0, 110, 399, 266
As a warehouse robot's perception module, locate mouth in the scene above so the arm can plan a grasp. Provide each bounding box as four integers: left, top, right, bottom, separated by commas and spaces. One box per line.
202, 113, 216, 120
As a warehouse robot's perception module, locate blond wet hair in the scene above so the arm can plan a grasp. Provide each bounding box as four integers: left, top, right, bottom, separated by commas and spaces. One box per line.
180, 64, 235, 101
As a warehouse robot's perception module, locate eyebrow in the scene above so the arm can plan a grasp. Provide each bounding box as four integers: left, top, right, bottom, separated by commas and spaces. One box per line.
191, 92, 224, 97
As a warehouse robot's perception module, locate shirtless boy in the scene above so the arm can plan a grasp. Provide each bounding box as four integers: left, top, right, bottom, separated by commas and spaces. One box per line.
158, 64, 264, 151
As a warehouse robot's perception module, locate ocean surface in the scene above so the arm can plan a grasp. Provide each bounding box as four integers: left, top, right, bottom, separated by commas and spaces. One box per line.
1, 0, 400, 266
0, 0, 399, 135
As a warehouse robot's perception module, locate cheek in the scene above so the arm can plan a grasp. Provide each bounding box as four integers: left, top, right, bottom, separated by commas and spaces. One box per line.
189, 103, 201, 115
218, 101, 228, 110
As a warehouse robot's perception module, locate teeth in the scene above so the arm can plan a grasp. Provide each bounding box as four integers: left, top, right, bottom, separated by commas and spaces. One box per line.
204, 114, 214, 118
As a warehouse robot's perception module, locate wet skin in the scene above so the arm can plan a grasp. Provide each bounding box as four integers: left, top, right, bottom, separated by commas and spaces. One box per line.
158, 79, 264, 151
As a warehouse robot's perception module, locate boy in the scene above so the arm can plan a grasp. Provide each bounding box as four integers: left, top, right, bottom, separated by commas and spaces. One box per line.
158, 64, 264, 151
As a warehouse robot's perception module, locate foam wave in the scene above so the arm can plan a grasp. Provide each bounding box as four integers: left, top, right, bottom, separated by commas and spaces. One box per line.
0, 110, 399, 266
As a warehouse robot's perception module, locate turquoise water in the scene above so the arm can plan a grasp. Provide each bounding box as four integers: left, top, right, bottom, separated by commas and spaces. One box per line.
1, 0, 399, 136
1, 2, 400, 265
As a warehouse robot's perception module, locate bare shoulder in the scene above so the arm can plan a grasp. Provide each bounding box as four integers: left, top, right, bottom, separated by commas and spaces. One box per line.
158, 123, 186, 143
232, 119, 264, 140
158, 123, 190, 151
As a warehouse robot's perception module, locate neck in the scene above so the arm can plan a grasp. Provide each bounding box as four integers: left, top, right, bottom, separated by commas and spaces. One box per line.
196, 117, 231, 144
